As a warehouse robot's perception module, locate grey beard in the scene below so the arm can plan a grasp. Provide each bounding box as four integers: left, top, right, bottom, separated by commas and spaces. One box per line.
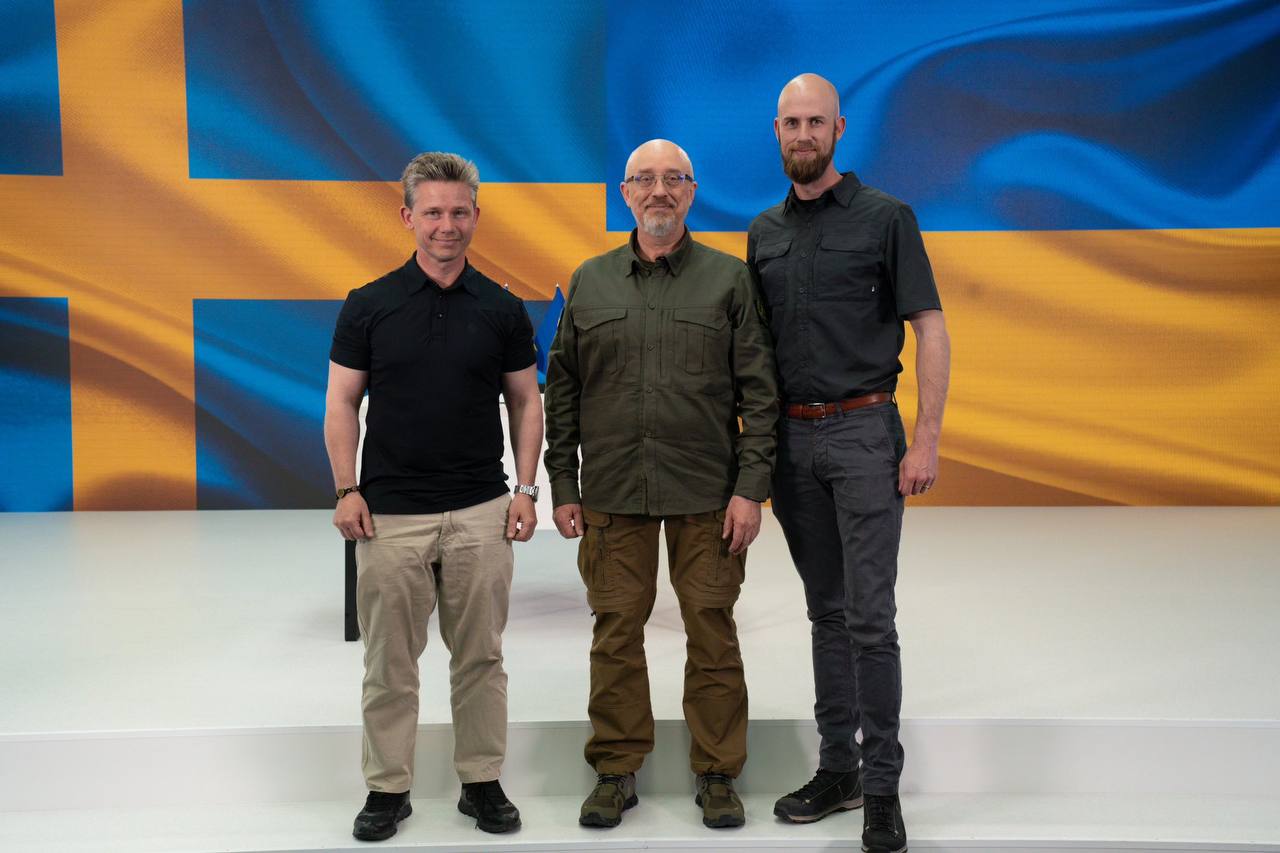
641, 209, 676, 238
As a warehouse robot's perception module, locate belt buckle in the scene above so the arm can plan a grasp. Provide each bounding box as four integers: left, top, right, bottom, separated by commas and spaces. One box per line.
803, 402, 828, 419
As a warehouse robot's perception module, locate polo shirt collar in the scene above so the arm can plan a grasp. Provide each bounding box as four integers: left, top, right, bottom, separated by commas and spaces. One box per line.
397, 254, 480, 296
622, 228, 692, 277
783, 170, 863, 214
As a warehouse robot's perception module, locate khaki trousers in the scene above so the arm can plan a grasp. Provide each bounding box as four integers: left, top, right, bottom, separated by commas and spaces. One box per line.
355, 494, 513, 792
579, 507, 748, 777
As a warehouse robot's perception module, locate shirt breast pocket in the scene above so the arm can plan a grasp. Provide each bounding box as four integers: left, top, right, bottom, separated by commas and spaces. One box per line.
672, 306, 729, 376
754, 239, 792, 306
573, 306, 628, 376
815, 231, 881, 301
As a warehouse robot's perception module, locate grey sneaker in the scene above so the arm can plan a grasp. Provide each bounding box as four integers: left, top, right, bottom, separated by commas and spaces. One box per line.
579, 772, 638, 828
695, 773, 745, 828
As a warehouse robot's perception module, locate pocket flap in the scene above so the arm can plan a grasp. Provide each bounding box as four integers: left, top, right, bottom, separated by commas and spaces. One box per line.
754, 238, 791, 261
820, 231, 879, 253
573, 306, 627, 331
673, 306, 728, 330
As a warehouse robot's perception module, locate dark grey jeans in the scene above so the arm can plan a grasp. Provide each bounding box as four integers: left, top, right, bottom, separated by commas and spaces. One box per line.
771, 401, 907, 795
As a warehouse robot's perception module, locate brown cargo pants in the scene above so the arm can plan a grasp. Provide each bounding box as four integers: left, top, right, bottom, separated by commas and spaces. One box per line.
579, 506, 748, 778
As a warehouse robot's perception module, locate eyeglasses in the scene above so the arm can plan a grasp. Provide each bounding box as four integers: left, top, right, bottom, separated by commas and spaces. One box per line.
624, 173, 694, 189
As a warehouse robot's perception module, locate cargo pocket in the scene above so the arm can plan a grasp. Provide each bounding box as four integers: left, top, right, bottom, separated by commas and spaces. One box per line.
578, 508, 617, 600
815, 230, 880, 301
677, 509, 744, 607
754, 238, 791, 306
573, 306, 628, 375
672, 306, 729, 376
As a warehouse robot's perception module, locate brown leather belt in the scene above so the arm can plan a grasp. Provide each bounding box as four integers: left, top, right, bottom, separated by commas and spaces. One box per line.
784, 392, 893, 419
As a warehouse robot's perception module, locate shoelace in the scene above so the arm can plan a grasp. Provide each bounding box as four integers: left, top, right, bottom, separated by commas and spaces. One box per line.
595, 773, 629, 793
701, 773, 733, 792
865, 796, 896, 830
788, 770, 841, 802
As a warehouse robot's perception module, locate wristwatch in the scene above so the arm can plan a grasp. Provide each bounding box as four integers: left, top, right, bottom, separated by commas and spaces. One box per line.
514, 484, 539, 502
335, 484, 361, 500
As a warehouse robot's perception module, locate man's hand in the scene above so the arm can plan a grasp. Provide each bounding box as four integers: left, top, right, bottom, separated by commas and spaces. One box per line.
334, 491, 374, 540
506, 493, 537, 542
553, 503, 584, 538
721, 495, 762, 555
899, 440, 938, 496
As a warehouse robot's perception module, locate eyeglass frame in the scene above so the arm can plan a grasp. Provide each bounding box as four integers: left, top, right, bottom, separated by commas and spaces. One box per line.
623, 172, 695, 190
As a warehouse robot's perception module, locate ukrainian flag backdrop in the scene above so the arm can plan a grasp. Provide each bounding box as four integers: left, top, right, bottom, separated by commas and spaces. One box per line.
1, 0, 1277, 511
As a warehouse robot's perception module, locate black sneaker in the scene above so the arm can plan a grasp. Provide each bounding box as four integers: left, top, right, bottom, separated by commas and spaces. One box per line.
352, 790, 411, 841
774, 767, 863, 823
458, 779, 522, 833
862, 793, 907, 853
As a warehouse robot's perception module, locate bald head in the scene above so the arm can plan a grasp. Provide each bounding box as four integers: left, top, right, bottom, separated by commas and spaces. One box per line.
774, 73, 845, 188
778, 73, 840, 119
624, 138, 694, 179
620, 138, 697, 242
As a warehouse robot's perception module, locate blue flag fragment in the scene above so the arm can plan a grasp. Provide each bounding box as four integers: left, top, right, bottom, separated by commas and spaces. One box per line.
534, 285, 565, 384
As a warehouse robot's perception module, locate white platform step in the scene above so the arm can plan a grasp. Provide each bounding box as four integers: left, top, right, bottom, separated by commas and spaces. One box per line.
3, 794, 1278, 853
4, 718, 1279, 811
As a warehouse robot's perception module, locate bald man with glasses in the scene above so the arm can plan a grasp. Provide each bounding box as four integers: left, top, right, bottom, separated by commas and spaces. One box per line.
544, 139, 779, 830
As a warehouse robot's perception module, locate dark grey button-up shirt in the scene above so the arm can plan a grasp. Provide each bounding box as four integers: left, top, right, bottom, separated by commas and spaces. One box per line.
747, 172, 941, 403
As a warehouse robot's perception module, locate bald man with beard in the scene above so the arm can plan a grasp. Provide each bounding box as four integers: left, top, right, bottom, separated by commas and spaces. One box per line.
747, 74, 951, 853
544, 139, 779, 830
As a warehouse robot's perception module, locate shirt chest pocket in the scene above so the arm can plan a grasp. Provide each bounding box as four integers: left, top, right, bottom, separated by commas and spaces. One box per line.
672, 306, 729, 376
815, 231, 881, 301
573, 306, 628, 375
754, 238, 791, 306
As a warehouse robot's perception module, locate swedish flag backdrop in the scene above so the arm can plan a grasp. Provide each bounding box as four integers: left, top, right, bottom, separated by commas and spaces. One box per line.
1, 0, 1277, 511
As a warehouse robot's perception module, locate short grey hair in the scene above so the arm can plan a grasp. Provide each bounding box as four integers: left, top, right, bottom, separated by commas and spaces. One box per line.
401, 151, 480, 208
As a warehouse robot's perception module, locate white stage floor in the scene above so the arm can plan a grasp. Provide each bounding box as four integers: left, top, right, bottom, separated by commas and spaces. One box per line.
2, 507, 1277, 733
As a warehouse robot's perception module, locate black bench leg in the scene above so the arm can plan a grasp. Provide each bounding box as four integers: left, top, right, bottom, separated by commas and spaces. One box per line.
344, 539, 359, 641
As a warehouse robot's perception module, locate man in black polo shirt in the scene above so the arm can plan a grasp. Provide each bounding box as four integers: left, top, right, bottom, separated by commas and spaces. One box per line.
324, 151, 542, 841
747, 74, 951, 853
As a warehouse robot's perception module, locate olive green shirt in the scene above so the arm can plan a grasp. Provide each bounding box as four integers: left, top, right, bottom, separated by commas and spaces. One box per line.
544, 230, 779, 515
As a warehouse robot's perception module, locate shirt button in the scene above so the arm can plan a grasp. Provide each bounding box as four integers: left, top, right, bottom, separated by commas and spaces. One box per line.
647, 344, 654, 351
648, 303, 656, 310
645, 386, 653, 393
800, 251, 808, 258
437, 313, 444, 318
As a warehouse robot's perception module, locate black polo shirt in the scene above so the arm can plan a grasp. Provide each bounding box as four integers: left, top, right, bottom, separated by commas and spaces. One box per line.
747, 172, 941, 403
330, 255, 535, 514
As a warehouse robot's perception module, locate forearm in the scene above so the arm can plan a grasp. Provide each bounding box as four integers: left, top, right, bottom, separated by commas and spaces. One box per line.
324, 401, 361, 488
913, 326, 951, 446
506, 396, 544, 486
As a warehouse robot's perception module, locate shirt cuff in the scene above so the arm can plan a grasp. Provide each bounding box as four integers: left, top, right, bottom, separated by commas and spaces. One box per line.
732, 471, 771, 503
550, 476, 582, 507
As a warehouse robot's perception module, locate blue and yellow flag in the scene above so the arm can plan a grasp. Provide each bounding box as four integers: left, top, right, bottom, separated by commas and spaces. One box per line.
1, 0, 1277, 510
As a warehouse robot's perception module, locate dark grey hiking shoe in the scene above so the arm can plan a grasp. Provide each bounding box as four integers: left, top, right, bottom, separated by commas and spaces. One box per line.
579, 772, 638, 828
862, 793, 907, 853
695, 773, 745, 828
775, 767, 863, 823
